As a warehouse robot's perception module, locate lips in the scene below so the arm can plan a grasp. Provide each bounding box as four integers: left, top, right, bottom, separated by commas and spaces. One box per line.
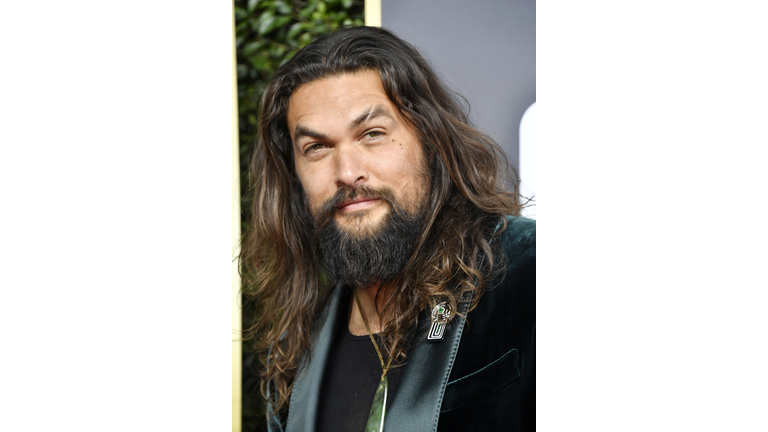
336, 197, 380, 212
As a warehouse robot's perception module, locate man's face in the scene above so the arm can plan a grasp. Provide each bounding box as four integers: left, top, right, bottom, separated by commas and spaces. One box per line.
287, 70, 428, 237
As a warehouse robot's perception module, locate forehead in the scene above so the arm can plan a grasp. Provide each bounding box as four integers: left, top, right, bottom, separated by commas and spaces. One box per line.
286, 71, 399, 137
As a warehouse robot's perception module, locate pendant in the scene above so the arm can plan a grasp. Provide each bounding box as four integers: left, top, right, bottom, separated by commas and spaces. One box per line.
364, 376, 389, 432
427, 302, 452, 342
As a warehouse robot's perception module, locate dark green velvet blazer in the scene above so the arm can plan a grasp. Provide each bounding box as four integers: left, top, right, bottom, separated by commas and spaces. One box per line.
268, 216, 535, 432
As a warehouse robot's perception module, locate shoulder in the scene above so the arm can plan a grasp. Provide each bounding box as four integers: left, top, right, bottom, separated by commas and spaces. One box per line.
483, 215, 535, 320
495, 215, 536, 266
500, 214, 536, 237
439, 216, 535, 428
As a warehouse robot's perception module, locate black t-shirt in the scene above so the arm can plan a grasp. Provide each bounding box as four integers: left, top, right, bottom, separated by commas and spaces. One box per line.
317, 291, 402, 432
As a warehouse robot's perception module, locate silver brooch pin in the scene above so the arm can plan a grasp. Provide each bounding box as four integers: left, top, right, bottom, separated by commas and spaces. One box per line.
427, 302, 452, 342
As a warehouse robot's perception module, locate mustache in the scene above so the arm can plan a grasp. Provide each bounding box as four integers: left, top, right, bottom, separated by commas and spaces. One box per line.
314, 185, 399, 226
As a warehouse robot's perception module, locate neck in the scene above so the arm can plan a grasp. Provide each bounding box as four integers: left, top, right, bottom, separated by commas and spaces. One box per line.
348, 283, 393, 336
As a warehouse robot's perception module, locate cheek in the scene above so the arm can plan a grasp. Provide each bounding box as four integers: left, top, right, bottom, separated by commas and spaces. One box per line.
394, 149, 427, 187
294, 165, 314, 207
300, 184, 318, 212
375, 137, 425, 180
296, 167, 332, 212
374, 157, 426, 200
299, 180, 322, 211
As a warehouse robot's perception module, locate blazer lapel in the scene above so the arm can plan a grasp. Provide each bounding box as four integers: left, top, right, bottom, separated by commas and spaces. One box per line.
387, 219, 499, 430
283, 283, 471, 432
385, 295, 472, 432
285, 283, 345, 432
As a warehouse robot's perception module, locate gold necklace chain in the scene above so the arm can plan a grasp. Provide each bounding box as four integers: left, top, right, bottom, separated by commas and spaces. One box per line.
353, 288, 393, 381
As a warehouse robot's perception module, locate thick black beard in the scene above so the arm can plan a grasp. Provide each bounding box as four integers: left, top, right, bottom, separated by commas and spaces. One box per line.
311, 185, 425, 288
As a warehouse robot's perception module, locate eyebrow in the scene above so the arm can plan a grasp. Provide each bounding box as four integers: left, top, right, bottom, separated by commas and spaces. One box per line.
294, 125, 329, 142
293, 104, 394, 143
348, 104, 394, 130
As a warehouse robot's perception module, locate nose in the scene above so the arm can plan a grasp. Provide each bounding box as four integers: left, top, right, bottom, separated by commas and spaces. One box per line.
334, 145, 368, 188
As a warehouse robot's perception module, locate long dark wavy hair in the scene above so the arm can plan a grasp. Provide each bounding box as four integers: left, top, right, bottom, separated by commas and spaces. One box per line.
240, 26, 525, 413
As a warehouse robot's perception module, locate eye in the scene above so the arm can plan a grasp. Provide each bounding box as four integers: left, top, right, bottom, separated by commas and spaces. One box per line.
304, 143, 327, 154
365, 130, 384, 139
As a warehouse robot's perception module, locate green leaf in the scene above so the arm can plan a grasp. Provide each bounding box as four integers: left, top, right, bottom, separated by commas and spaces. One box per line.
299, 32, 312, 47
235, 8, 249, 21
247, 0, 259, 12
274, 0, 291, 15
341, 0, 353, 8
236, 20, 250, 34
254, 9, 274, 32
249, 55, 272, 71
259, 15, 290, 35
268, 44, 285, 58
274, 16, 292, 31
317, 1, 327, 14
258, 15, 275, 35
242, 40, 267, 56
286, 22, 305, 46
299, 4, 315, 19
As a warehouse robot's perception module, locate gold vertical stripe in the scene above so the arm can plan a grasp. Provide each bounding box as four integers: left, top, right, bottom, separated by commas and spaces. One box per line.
365, 0, 382, 27
232, 7, 243, 432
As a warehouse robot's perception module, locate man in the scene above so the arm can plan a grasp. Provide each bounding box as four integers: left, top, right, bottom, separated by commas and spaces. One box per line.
240, 26, 535, 432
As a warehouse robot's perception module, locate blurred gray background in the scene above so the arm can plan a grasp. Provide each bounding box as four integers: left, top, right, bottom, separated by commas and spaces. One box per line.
382, 0, 536, 171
